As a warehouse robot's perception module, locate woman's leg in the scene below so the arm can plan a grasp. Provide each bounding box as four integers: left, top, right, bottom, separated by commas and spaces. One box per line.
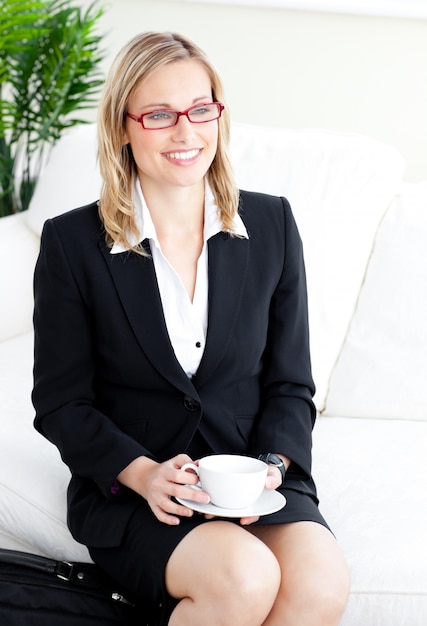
166, 520, 281, 626
249, 521, 350, 626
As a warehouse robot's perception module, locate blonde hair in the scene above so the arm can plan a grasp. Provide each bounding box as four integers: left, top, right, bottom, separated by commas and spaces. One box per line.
97, 31, 239, 251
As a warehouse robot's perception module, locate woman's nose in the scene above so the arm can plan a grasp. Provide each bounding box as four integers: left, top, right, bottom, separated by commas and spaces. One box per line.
171, 114, 196, 141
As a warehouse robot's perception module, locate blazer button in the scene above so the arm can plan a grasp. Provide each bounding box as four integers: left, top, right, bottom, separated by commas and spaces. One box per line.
183, 395, 199, 411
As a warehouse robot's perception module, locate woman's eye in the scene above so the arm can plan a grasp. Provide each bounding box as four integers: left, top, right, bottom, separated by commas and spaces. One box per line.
190, 106, 210, 116
147, 111, 174, 121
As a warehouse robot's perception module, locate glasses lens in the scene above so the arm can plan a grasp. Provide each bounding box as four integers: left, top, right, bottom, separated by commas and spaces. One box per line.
188, 103, 221, 123
141, 103, 222, 129
142, 110, 178, 129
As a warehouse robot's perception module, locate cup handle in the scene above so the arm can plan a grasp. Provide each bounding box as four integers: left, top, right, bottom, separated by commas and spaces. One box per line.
181, 462, 202, 490
181, 462, 200, 476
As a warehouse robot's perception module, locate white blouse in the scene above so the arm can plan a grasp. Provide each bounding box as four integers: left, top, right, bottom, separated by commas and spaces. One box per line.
111, 181, 248, 377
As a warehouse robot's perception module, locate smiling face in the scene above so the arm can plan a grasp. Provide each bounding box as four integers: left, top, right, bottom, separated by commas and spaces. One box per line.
124, 59, 219, 196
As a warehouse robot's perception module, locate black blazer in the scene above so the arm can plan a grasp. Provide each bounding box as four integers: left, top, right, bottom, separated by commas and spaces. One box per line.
32, 190, 317, 548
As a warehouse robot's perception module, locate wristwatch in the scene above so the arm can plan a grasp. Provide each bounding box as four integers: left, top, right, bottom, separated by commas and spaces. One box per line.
258, 453, 286, 485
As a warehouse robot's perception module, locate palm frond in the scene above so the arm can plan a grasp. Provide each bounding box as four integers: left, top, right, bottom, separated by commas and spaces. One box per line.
0, 0, 105, 215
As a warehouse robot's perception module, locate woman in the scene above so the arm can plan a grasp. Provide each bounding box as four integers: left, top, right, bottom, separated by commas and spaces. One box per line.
32, 31, 349, 626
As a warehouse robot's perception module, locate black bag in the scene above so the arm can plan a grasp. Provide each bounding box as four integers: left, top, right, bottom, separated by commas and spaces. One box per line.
0, 549, 157, 625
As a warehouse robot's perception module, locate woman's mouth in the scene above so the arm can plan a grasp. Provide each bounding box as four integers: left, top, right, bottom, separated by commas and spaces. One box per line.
163, 148, 201, 163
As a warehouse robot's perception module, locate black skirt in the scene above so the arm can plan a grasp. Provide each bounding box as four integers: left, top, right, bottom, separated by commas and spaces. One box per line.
89, 428, 329, 624
88, 485, 329, 626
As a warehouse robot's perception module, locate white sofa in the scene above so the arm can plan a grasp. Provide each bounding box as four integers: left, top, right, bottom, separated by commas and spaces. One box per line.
1, 122, 426, 625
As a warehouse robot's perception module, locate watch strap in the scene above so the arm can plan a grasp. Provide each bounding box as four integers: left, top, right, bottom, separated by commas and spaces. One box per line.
257, 453, 286, 485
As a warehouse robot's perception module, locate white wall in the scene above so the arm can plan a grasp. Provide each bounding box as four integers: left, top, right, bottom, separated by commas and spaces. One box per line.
80, 0, 427, 181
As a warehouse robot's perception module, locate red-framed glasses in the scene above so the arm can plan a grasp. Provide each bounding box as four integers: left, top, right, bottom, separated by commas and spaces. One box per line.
126, 102, 224, 130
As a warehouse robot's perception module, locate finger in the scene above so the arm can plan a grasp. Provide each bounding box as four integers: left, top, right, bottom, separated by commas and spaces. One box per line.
240, 515, 260, 526
173, 482, 210, 505
264, 475, 280, 490
265, 469, 282, 490
173, 467, 200, 486
171, 453, 194, 469
151, 504, 182, 526
152, 498, 194, 526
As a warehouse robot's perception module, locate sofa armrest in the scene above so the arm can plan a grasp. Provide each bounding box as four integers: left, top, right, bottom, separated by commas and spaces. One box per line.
0, 213, 40, 342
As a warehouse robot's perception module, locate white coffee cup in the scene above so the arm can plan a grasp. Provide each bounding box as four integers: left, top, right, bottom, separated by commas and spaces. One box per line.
182, 454, 268, 509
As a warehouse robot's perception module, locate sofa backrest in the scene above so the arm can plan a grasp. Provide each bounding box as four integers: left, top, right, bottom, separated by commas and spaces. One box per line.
229, 123, 405, 408
23, 121, 406, 409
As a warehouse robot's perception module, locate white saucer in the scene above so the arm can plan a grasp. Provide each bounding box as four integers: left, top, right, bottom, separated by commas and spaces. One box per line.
176, 489, 286, 518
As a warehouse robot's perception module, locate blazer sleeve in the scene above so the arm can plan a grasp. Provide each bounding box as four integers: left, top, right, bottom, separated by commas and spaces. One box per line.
32, 218, 149, 499
248, 197, 316, 477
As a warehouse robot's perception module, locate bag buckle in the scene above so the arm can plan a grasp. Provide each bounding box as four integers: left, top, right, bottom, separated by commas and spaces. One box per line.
56, 561, 74, 582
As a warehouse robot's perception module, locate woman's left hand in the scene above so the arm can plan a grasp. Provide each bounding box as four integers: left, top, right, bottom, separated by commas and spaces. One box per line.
202, 512, 261, 525
264, 465, 283, 491
239, 465, 282, 525
205, 464, 283, 526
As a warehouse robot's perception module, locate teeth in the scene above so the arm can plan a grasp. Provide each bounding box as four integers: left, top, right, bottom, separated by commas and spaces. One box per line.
166, 149, 199, 160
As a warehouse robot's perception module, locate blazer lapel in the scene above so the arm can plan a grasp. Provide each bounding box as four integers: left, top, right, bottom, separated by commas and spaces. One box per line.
194, 232, 250, 387
99, 232, 250, 394
99, 239, 196, 398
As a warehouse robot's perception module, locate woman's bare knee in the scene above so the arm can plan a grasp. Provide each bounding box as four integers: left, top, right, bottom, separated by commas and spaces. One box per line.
166, 521, 281, 626
250, 521, 349, 626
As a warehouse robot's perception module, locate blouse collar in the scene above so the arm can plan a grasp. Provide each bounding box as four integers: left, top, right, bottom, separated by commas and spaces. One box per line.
110, 179, 248, 254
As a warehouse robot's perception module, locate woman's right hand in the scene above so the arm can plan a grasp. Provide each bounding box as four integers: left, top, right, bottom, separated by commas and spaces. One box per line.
117, 454, 210, 525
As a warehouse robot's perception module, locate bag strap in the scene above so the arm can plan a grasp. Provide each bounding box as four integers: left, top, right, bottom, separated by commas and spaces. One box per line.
0, 549, 106, 590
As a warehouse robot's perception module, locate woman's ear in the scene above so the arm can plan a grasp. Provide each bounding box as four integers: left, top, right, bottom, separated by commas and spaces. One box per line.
122, 129, 130, 145
122, 116, 130, 145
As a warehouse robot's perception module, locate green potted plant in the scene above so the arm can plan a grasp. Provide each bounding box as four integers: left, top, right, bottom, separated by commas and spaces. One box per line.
0, 0, 105, 217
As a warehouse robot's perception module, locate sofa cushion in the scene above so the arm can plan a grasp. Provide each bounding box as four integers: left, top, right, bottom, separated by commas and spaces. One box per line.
26, 123, 102, 237
324, 182, 427, 420
229, 123, 405, 408
0, 331, 92, 562
313, 415, 427, 624
0, 213, 40, 342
